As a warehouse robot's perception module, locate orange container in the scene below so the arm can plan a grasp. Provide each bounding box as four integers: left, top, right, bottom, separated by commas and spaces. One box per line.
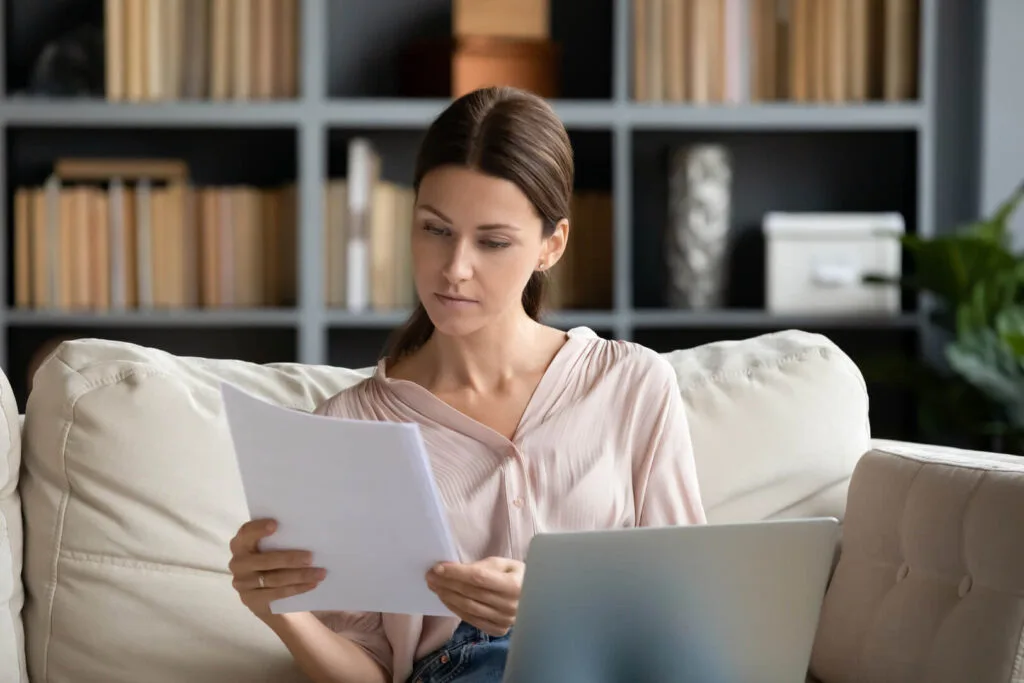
452, 36, 559, 98
400, 37, 560, 99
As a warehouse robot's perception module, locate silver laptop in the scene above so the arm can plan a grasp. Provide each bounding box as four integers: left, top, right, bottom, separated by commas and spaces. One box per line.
502, 517, 839, 683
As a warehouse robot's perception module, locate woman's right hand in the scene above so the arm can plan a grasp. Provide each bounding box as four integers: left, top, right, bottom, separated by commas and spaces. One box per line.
228, 518, 327, 621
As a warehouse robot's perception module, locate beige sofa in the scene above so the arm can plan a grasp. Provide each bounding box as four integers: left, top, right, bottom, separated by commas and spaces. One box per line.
1, 329, 1022, 683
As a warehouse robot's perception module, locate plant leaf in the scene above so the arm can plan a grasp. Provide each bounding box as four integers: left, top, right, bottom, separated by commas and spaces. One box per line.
947, 329, 1024, 429
902, 235, 1015, 306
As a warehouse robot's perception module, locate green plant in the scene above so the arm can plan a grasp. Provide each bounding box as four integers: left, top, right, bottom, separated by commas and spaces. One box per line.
868, 181, 1024, 453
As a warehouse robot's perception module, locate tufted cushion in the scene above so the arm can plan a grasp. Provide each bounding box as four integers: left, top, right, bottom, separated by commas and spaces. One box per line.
809, 440, 1024, 683
19, 339, 370, 683
0, 366, 26, 683
662, 329, 870, 524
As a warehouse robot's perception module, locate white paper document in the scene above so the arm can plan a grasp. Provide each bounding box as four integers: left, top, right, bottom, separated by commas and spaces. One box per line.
220, 382, 460, 617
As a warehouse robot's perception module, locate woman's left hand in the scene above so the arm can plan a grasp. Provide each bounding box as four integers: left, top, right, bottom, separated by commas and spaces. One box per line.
426, 556, 524, 636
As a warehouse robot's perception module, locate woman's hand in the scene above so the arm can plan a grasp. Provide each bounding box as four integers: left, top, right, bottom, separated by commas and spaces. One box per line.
228, 518, 327, 622
425, 556, 524, 636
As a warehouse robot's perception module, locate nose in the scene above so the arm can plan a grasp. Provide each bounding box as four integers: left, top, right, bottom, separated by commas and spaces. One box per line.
441, 238, 474, 284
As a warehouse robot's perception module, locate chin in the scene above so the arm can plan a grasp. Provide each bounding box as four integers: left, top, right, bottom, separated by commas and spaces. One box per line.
422, 299, 489, 337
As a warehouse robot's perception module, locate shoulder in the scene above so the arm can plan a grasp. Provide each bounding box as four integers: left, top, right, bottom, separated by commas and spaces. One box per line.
312, 375, 378, 419
569, 332, 678, 400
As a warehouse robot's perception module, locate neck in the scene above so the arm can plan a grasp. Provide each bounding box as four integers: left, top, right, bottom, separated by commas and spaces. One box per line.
421, 309, 544, 393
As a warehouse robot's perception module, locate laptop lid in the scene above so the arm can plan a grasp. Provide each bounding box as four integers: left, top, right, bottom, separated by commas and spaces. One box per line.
502, 517, 839, 683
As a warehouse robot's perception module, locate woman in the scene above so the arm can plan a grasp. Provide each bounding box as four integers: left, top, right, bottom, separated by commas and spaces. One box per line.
228, 86, 706, 683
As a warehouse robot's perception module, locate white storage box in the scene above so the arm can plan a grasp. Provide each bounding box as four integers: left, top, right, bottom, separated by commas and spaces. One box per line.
763, 212, 905, 315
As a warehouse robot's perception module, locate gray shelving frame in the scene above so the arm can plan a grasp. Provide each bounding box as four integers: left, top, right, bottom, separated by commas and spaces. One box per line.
0, 0, 957, 377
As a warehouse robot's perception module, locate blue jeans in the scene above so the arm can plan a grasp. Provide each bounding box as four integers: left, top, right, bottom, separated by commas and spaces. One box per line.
406, 622, 512, 683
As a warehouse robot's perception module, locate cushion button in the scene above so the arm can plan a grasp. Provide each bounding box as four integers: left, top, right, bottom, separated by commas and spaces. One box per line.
958, 575, 973, 597
896, 564, 910, 582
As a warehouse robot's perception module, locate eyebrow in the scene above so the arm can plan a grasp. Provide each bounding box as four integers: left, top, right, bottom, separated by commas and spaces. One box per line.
418, 203, 521, 231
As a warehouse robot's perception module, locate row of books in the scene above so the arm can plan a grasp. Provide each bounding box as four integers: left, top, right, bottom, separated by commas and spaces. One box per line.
11, 179, 298, 311
634, 0, 918, 103
326, 138, 613, 313
104, 0, 299, 102
323, 178, 613, 314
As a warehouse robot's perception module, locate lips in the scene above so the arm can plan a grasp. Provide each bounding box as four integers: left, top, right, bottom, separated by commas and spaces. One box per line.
435, 293, 478, 305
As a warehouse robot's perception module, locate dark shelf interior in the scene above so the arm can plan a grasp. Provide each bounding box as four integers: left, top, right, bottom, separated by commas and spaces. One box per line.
328, 327, 393, 370
5, 125, 297, 188
7, 324, 297, 410
326, 127, 611, 190
631, 128, 919, 310
326, 0, 613, 100
4, 0, 104, 97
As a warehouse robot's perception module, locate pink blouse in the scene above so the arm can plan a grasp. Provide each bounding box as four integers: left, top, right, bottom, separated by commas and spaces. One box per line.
312, 326, 706, 682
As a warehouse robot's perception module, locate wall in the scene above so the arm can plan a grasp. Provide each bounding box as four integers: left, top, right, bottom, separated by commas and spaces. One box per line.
979, 0, 1024, 247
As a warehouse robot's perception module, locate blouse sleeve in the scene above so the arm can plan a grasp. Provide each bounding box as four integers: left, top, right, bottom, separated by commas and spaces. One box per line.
312, 610, 393, 675
310, 393, 394, 676
634, 357, 708, 527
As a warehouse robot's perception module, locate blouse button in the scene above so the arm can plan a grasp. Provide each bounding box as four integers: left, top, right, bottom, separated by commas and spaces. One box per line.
513, 496, 525, 508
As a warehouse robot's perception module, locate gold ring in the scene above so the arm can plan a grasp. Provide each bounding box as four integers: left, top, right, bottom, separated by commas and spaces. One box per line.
257, 572, 265, 589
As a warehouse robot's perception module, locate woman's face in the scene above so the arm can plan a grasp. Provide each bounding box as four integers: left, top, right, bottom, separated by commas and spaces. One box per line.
411, 165, 567, 338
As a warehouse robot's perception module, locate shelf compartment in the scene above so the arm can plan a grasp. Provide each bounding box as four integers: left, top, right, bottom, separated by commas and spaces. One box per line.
631, 128, 918, 310
326, 0, 613, 100
5, 125, 299, 312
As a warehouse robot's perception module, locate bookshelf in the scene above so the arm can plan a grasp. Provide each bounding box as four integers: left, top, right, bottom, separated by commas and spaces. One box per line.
0, 0, 985, 440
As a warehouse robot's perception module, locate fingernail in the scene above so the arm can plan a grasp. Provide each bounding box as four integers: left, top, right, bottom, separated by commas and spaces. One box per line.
266, 520, 276, 531
433, 564, 445, 575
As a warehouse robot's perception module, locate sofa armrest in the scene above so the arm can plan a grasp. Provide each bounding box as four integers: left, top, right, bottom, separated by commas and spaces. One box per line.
809, 442, 1024, 683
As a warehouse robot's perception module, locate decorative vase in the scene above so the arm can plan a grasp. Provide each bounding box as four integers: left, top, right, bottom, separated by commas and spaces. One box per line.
665, 144, 732, 309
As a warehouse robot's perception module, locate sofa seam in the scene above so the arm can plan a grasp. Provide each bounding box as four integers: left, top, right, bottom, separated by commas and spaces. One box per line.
38, 355, 82, 683
846, 459, 925, 679
675, 347, 866, 398
872, 445, 1024, 474
58, 549, 231, 578
63, 361, 321, 412
40, 355, 153, 683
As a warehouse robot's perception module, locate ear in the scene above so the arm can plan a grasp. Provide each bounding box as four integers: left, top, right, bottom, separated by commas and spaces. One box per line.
538, 218, 570, 272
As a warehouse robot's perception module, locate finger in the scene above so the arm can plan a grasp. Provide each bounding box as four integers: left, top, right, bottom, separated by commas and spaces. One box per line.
234, 567, 326, 592
427, 575, 517, 614
430, 565, 520, 599
249, 582, 320, 605
230, 549, 314, 575
435, 593, 512, 637
230, 519, 277, 555
433, 587, 515, 629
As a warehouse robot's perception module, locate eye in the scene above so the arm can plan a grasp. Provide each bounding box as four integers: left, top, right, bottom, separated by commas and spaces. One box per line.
422, 222, 449, 236
481, 239, 511, 250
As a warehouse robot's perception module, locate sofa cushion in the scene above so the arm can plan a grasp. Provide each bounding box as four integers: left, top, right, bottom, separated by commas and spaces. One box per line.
663, 329, 870, 523
20, 339, 370, 683
809, 441, 1024, 683
0, 366, 26, 683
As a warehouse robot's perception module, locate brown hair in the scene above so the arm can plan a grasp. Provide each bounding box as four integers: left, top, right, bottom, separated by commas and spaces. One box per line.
383, 86, 575, 361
